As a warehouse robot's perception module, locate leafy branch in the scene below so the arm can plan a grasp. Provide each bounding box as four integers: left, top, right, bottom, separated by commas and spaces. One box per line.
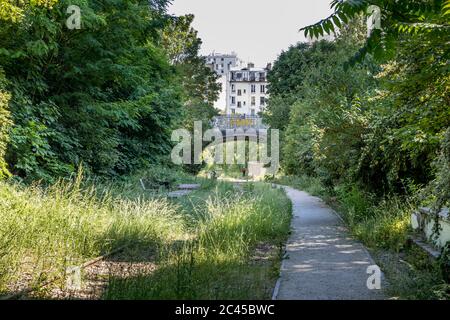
300, 0, 449, 65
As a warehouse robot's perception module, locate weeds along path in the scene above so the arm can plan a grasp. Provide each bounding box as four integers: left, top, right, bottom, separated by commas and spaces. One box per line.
274, 186, 386, 300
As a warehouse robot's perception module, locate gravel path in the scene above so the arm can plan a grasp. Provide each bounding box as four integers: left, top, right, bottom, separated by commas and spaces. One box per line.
273, 186, 386, 300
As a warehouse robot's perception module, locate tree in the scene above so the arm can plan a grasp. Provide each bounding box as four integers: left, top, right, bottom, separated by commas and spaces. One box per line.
160, 14, 221, 124
0, 0, 187, 181
301, 0, 449, 65
276, 33, 378, 185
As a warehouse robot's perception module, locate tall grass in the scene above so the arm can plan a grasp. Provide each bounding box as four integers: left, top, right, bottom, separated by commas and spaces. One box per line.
104, 183, 292, 300
0, 171, 186, 294
274, 175, 328, 197
0, 170, 292, 300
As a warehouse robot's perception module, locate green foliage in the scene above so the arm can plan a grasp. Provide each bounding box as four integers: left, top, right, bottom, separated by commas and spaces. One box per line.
269, 0, 449, 257
427, 128, 450, 216
0, 0, 219, 182
160, 13, 221, 127
269, 26, 379, 185
0, 70, 12, 179
269, 10, 449, 195
159, 13, 221, 174
301, 0, 449, 65
0, 0, 58, 22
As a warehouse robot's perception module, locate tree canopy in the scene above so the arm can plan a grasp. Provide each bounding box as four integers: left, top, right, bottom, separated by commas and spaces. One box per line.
0, 0, 219, 182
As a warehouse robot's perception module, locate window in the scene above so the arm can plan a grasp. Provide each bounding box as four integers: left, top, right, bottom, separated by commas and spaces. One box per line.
251, 85, 256, 93
251, 96, 256, 106
260, 85, 266, 93
237, 89, 242, 96
231, 109, 236, 114
237, 101, 242, 108
236, 73, 242, 79
260, 97, 265, 106
231, 84, 235, 92
231, 96, 236, 105
243, 89, 246, 94
243, 101, 246, 106
251, 109, 255, 116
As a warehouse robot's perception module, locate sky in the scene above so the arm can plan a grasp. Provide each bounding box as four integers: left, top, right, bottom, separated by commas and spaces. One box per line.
168, 0, 333, 67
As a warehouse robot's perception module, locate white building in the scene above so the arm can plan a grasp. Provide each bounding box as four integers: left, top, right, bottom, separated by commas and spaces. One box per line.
226, 63, 270, 116
206, 52, 241, 113
206, 52, 240, 76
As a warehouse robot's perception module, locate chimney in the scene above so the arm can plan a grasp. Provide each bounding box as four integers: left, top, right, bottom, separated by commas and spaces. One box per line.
247, 62, 255, 69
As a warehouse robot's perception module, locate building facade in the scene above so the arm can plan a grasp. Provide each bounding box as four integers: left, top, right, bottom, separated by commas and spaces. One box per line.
206, 52, 240, 76
226, 63, 270, 116
206, 53, 240, 113
206, 53, 270, 116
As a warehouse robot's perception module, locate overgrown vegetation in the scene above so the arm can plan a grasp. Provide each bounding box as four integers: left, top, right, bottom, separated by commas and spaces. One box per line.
0, 0, 219, 182
104, 183, 292, 300
0, 70, 11, 179
0, 173, 291, 299
265, 1, 449, 299
0, 168, 187, 294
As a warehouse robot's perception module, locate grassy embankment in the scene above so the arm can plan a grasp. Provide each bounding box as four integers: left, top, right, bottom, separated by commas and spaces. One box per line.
0, 167, 292, 299
274, 175, 449, 300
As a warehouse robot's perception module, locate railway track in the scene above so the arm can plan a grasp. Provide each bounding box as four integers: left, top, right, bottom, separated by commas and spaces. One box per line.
0, 245, 128, 300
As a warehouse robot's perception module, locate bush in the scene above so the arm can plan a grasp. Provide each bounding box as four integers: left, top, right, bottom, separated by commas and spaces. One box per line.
0, 71, 11, 179
351, 197, 412, 251
334, 184, 413, 251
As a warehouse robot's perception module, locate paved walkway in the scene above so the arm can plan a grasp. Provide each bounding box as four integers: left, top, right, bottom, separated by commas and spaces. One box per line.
274, 186, 386, 300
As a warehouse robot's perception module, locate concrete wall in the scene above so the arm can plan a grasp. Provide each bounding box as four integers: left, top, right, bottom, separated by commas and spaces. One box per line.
411, 208, 450, 249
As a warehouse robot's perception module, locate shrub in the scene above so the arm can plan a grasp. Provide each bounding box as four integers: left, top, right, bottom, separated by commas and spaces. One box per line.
0, 71, 11, 179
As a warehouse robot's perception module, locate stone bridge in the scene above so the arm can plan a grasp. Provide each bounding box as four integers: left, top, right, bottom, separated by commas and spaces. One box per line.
212, 115, 268, 139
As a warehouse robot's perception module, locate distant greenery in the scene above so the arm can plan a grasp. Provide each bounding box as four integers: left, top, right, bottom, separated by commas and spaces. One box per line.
0, 0, 219, 183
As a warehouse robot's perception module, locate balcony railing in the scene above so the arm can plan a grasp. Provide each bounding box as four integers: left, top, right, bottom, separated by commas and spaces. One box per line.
230, 77, 266, 82
212, 115, 268, 131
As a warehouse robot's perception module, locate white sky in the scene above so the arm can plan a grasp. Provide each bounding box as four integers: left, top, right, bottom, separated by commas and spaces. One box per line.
168, 0, 333, 67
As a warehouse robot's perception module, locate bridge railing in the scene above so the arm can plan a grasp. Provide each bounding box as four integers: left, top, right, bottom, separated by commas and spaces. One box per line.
212, 115, 268, 131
